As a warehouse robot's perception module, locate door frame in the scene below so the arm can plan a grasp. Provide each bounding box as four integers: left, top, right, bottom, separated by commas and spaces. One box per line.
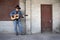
41, 4, 53, 33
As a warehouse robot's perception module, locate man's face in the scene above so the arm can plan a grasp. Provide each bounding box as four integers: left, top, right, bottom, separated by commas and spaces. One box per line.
16, 8, 19, 11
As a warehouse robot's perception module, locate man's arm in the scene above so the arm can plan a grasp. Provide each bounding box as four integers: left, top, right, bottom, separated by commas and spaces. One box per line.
19, 11, 24, 18
10, 11, 15, 20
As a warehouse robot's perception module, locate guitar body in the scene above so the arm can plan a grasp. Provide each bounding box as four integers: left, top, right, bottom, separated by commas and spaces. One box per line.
11, 14, 19, 20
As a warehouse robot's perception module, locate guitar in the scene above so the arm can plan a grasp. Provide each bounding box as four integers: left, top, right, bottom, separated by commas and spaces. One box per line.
11, 14, 28, 20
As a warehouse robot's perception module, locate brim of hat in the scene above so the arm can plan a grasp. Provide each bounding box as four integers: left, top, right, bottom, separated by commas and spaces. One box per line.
16, 7, 21, 9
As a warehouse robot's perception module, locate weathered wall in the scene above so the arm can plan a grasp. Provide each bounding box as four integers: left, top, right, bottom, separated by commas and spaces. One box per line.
26, 0, 60, 33
19, 0, 26, 34
26, 0, 31, 34
0, 0, 60, 34
0, 21, 14, 33
0, 0, 26, 33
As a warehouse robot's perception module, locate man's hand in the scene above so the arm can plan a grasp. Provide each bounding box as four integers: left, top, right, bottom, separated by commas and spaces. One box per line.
21, 14, 28, 18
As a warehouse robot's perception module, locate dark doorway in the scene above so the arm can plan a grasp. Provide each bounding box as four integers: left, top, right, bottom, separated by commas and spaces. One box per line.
41, 4, 52, 33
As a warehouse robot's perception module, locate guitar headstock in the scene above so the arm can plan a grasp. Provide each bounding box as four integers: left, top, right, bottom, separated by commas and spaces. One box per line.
24, 15, 28, 16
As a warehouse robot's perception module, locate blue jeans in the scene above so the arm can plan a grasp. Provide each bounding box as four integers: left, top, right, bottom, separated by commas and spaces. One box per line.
13, 19, 23, 33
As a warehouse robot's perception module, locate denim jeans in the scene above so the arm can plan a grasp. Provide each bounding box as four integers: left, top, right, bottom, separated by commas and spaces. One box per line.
13, 19, 23, 34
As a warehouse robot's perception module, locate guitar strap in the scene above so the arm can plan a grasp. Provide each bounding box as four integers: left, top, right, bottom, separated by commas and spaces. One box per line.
16, 11, 18, 14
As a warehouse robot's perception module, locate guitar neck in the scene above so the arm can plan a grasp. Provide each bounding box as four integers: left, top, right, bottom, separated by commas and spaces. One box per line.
24, 15, 28, 16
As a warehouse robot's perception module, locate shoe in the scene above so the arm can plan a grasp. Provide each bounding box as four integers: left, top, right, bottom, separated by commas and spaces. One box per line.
16, 33, 18, 36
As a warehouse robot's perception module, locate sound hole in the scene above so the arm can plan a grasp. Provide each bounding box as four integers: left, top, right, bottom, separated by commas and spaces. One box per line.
12, 16, 14, 18
16, 15, 18, 17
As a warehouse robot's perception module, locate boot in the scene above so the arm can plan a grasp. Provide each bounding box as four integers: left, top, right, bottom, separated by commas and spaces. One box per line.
16, 32, 18, 36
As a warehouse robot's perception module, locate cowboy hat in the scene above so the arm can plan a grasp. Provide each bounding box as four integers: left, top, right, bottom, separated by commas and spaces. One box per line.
15, 5, 21, 9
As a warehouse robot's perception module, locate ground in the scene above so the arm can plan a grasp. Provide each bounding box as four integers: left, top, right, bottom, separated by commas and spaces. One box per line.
0, 33, 60, 40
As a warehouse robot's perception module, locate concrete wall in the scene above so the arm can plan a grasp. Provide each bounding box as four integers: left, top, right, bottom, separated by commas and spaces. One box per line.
26, 0, 60, 33
26, 0, 31, 34
19, 0, 26, 34
0, 21, 14, 33
0, 0, 60, 34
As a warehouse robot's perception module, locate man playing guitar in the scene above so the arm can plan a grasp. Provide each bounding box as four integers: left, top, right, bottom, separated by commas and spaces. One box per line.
10, 5, 25, 35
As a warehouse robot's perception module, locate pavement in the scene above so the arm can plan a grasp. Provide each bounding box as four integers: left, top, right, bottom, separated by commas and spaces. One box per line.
0, 33, 60, 40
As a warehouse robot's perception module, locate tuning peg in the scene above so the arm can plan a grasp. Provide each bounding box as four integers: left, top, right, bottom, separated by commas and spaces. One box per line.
25, 15, 28, 16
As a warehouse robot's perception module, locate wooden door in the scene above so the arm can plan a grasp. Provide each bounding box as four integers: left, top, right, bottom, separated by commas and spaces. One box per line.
0, 0, 19, 21
41, 4, 52, 32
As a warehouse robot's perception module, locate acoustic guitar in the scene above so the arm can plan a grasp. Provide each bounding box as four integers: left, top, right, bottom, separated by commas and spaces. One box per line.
11, 14, 28, 20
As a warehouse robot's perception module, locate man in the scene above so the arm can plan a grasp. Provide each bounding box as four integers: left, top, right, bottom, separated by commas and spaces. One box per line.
10, 5, 24, 35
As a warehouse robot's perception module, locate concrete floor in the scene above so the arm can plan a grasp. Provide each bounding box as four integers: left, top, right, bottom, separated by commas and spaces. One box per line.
0, 33, 60, 40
